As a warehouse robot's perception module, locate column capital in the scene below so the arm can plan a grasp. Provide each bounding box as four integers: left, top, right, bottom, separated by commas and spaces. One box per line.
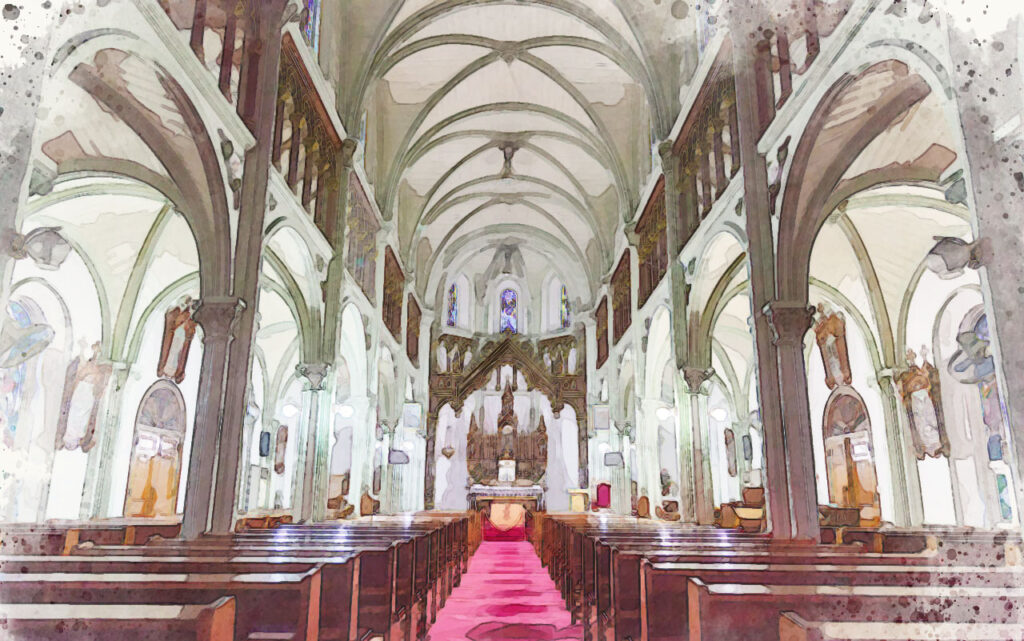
762, 300, 816, 347
296, 362, 332, 391
340, 138, 358, 169
682, 366, 715, 395
658, 140, 677, 173
193, 297, 245, 340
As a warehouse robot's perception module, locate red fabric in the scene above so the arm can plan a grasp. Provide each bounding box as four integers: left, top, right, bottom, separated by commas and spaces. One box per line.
594, 483, 611, 508
426, 541, 582, 640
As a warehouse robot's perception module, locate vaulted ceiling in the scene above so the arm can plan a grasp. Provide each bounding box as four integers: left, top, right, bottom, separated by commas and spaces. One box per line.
322, 0, 697, 304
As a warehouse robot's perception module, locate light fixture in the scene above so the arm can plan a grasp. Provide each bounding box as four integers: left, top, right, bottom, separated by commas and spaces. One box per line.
281, 403, 300, 419
338, 404, 355, 419
710, 407, 729, 422
8, 227, 72, 270
656, 406, 673, 422
598, 442, 611, 454
924, 236, 988, 279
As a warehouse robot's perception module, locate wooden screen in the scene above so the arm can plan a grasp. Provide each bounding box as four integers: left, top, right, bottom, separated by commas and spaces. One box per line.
637, 176, 668, 308
611, 251, 632, 344
406, 294, 421, 365
382, 246, 404, 340
596, 296, 609, 369
346, 178, 380, 304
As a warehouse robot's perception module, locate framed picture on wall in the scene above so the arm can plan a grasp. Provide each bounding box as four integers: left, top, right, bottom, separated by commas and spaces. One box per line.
592, 404, 610, 431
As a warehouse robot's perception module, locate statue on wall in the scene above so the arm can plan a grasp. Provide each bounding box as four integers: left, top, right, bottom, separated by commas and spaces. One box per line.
813, 303, 852, 390
896, 348, 950, 459
158, 297, 198, 384
274, 423, 288, 475
55, 342, 113, 452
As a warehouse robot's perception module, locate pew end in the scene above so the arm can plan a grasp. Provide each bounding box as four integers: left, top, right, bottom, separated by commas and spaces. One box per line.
0, 596, 235, 641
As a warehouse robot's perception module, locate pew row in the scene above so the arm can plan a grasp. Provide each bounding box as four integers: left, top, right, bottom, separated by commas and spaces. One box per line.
0, 597, 236, 641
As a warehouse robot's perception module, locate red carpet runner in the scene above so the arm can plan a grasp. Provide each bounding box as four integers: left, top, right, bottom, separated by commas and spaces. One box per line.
427, 541, 583, 641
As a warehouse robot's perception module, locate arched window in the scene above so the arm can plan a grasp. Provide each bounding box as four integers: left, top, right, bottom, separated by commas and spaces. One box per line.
446, 283, 458, 327
302, 0, 322, 52
560, 284, 571, 329
500, 288, 518, 333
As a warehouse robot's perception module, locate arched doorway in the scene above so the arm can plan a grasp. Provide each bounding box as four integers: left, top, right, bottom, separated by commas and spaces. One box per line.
822, 388, 881, 525
123, 380, 187, 518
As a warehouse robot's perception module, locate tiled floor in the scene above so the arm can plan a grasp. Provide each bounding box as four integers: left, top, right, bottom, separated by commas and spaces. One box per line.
426, 541, 583, 640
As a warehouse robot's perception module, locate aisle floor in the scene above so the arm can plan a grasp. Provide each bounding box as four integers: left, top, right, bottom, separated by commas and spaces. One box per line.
426, 540, 583, 640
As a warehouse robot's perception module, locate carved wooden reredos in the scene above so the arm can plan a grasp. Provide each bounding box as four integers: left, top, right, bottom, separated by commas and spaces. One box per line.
424, 331, 589, 508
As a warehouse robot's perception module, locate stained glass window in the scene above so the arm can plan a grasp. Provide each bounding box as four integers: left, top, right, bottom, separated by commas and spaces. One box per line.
500, 289, 518, 333
446, 284, 458, 327
302, 0, 321, 53
560, 285, 570, 329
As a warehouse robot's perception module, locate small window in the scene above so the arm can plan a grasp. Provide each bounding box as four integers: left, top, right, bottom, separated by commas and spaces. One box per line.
500, 289, 518, 333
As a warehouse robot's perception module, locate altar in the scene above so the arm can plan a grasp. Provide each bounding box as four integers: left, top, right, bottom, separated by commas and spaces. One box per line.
468, 484, 545, 512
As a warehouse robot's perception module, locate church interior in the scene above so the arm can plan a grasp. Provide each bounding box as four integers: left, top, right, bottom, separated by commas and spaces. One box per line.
2, 0, 1024, 639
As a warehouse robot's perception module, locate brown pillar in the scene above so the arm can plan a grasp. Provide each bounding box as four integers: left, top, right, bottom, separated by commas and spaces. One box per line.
730, 6, 797, 539
182, 297, 244, 539
763, 301, 820, 541
209, 0, 290, 535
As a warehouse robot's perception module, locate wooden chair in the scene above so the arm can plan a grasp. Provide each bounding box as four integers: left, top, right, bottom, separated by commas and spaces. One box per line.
636, 496, 650, 519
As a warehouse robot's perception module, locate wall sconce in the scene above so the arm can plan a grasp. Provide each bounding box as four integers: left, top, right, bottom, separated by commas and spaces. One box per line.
337, 404, 355, 418
924, 236, 988, 279
710, 407, 729, 422
603, 452, 625, 467
388, 449, 410, 464
7, 227, 72, 270
656, 406, 674, 422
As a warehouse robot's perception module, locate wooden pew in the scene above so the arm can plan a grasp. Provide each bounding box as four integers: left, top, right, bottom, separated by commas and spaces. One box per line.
779, 610, 1024, 641
0, 597, 235, 641
0, 567, 322, 641
2, 514, 468, 641
643, 560, 1024, 641
688, 578, 1024, 641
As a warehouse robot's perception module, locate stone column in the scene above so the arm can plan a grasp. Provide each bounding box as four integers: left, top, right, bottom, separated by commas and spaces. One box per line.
763, 301, 819, 541
947, 18, 1024, 529
876, 369, 923, 526
209, 0, 290, 535
683, 367, 716, 525
297, 362, 331, 522
0, 2, 58, 313
182, 297, 244, 539
674, 370, 697, 521
729, 4, 796, 539
81, 363, 132, 519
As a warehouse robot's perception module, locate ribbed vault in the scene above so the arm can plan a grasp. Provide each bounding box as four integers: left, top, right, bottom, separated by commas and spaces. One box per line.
323, 0, 696, 305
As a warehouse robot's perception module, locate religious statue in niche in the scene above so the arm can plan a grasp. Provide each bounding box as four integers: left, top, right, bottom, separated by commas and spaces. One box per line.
55, 342, 113, 452
158, 297, 198, 384
724, 428, 738, 477
948, 310, 1015, 521
813, 303, 852, 390
274, 423, 288, 475
822, 389, 880, 523
896, 347, 951, 459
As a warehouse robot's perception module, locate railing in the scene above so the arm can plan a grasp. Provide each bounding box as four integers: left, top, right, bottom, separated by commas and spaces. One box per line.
636, 176, 668, 309
672, 39, 740, 245
752, 0, 855, 135
159, 3, 343, 241
271, 34, 344, 241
